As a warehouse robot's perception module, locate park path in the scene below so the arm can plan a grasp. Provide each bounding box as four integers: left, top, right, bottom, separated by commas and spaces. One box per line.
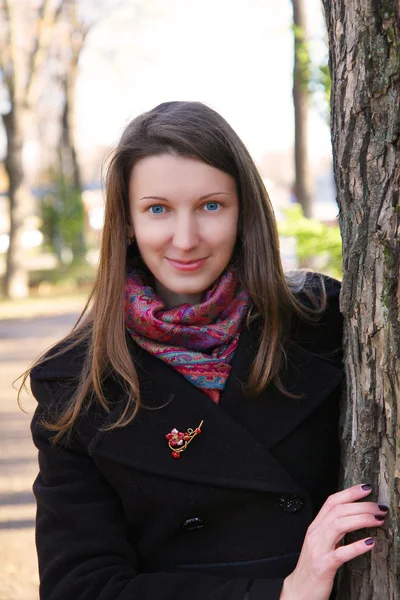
0, 303, 82, 600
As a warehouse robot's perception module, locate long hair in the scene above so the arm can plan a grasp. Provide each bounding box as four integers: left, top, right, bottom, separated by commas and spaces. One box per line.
17, 100, 327, 443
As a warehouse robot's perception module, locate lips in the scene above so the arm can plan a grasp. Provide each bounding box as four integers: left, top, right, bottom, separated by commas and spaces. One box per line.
168, 259, 206, 264
166, 257, 207, 271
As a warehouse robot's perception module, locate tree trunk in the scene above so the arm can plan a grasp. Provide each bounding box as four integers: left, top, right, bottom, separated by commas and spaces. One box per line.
1, 0, 63, 298
60, 70, 86, 260
322, 1, 400, 598
292, 0, 313, 218
61, 52, 81, 193
2, 106, 32, 298
56, 0, 88, 262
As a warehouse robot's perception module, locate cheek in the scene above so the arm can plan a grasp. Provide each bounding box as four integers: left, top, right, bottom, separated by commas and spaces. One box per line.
204, 216, 238, 245
133, 218, 166, 250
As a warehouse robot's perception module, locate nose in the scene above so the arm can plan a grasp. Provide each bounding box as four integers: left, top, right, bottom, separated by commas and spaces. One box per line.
172, 213, 200, 251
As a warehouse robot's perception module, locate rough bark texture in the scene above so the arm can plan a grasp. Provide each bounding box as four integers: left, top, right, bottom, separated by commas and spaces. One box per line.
322, 1, 400, 598
292, 0, 313, 218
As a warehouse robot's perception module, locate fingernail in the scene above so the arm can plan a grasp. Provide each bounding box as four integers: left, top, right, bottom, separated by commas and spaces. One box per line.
361, 484, 372, 491
378, 504, 389, 511
374, 515, 385, 520
365, 538, 374, 545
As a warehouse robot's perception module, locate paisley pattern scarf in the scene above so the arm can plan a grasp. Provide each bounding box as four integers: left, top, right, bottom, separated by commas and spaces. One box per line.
124, 264, 251, 403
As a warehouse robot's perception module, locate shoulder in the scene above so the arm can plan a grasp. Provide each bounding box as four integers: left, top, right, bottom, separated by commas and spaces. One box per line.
30, 337, 89, 382
30, 337, 90, 414
290, 271, 343, 365
294, 270, 341, 303
293, 270, 341, 318
29, 340, 87, 409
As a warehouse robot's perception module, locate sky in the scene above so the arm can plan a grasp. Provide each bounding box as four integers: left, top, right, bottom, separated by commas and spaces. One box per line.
76, 0, 332, 164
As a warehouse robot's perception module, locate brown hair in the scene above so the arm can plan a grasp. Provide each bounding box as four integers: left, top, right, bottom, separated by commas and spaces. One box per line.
17, 101, 327, 443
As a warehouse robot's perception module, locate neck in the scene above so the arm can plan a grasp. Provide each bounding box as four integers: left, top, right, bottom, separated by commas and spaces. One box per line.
155, 280, 204, 309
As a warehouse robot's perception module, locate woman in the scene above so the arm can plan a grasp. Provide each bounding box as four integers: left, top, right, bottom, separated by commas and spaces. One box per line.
23, 101, 387, 600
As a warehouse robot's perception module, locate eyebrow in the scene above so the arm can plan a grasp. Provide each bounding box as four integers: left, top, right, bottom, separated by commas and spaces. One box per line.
138, 192, 232, 202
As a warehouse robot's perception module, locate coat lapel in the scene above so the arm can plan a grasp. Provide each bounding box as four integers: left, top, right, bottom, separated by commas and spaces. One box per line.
87, 321, 344, 496
218, 324, 344, 449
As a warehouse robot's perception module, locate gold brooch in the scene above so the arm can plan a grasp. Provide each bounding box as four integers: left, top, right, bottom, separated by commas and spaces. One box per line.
165, 420, 204, 459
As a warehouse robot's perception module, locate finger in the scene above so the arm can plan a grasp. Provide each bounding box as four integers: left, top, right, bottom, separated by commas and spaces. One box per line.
307, 509, 385, 552
322, 501, 388, 524
310, 484, 373, 528
331, 513, 386, 547
333, 537, 375, 566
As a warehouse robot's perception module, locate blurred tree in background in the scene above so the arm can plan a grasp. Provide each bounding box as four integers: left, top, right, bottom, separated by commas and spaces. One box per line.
291, 0, 333, 216
57, 0, 88, 263
291, 0, 313, 218
0, 0, 93, 298
0, 0, 62, 298
39, 165, 86, 265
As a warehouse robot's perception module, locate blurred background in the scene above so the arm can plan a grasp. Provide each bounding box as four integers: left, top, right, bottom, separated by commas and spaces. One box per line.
0, 0, 341, 598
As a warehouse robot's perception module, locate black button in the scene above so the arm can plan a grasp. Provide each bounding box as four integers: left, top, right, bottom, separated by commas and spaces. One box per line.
279, 494, 304, 513
182, 517, 207, 531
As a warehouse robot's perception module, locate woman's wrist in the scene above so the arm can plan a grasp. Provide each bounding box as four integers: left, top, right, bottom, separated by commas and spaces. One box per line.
279, 574, 309, 600
279, 576, 295, 600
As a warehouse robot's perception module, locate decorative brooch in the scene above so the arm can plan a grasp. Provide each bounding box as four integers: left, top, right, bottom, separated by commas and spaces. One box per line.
165, 420, 204, 459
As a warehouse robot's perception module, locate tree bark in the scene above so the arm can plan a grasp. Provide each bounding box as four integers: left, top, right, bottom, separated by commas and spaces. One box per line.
292, 0, 313, 218
322, 1, 400, 598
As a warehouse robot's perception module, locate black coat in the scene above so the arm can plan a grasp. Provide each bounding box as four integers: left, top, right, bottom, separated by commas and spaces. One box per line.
30, 275, 344, 600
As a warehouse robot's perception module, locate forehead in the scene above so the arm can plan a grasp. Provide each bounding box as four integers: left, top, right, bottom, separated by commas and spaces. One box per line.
129, 154, 236, 199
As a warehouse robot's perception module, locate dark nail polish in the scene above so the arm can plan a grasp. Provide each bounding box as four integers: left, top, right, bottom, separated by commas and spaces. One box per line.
375, 515, 385, 520
365, 538, 374, 545
361, 484, 372, 491
378, 504, 389, 512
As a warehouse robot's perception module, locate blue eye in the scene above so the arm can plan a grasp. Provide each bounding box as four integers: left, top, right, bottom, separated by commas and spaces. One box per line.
204, 202, 220, 211
147, 202, 220, 214
149, 205, 165, 214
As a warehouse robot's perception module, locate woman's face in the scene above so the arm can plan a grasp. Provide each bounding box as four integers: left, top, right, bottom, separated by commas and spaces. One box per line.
128, 153, 239, 307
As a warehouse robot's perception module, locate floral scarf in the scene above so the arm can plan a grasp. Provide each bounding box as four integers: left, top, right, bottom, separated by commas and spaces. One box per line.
124, 265, 251, 403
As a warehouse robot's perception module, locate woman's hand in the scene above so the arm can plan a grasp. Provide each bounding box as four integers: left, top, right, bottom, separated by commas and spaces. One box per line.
279, 484, 388, 600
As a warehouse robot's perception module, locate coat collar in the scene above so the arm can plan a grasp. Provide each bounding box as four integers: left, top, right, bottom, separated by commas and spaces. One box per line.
32, 318, 344, 496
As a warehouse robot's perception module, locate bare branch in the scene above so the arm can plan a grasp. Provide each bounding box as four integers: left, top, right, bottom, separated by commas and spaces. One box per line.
68, 0, 90, 63
0, 0, 15, 98
25, 0, 63, 107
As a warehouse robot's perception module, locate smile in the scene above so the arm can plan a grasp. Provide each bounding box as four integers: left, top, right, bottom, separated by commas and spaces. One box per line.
166, 258, 207, 271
